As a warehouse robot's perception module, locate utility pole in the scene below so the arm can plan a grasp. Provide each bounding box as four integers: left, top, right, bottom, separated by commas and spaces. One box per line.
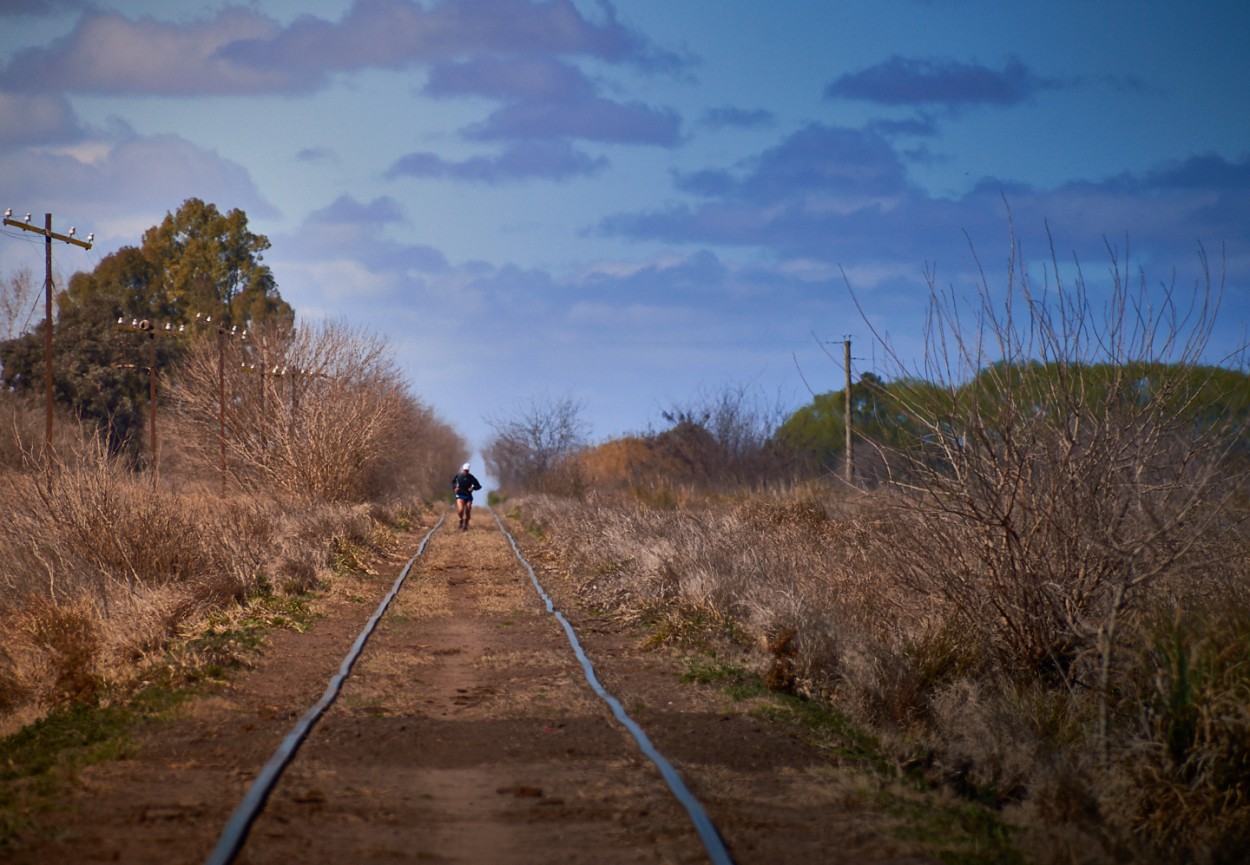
196, 313, 248, 495
115, 318, 183, 474
3, 210, 92, 455
844, 337, 854, 486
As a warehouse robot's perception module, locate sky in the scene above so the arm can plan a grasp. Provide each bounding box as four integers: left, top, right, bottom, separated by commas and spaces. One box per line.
1, 0, 1248, 472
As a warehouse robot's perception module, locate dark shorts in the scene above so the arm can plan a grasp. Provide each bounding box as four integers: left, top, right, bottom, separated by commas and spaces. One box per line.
455, 494, 473, 502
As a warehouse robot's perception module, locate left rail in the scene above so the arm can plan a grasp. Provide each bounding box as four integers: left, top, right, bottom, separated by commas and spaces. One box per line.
203, 514, 446, 865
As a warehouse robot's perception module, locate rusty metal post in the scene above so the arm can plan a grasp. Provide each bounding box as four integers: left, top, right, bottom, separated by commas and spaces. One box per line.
148, 330, 158, 465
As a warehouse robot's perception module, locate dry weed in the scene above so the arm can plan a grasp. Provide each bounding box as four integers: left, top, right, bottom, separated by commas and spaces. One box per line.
0, 445, 402, 727
511, 484, 1250, 864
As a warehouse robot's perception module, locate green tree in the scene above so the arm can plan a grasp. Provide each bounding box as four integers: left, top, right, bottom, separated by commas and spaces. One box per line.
774, 372, 934, 473
139, 198, 290, 327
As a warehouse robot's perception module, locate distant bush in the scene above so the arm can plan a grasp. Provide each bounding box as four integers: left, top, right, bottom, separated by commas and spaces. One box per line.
484, 394, 589, 496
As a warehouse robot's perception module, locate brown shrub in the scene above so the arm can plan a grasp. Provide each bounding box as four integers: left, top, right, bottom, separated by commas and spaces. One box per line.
510, 484, 1250, 864
165, 320, 465, 503
23, 601, 103, 707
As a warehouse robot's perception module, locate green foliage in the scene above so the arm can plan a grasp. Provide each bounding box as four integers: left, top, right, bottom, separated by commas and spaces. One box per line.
0, 297, 158, 457
139, 198, 291, 328
774, 372, 941, 469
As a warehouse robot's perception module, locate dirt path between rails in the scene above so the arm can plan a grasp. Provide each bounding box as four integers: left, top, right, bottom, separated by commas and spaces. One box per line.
7, 511, 940, 864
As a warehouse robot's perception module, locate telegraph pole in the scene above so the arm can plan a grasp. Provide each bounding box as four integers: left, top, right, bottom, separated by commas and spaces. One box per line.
844, 337, 854, 486
196, 313, 247, 495
115, 318, 182, 474
3, 210, 93, 455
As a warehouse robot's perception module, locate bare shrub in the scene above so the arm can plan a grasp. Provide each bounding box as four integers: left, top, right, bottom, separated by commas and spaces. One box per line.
654, 383, 792, 487
166, 319, 463, 502
0, 266, 37, 341
576, 384, 793, 500
858, 232, 1248, 702
841, 228, 1250, 857
484, 394, 589, 495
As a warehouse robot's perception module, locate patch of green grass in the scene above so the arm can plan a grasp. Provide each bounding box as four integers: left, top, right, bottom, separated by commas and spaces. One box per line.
753, 694, 891, 775
880, 790, 1022, 865
0, 677, 199, 848
680, 657, 769, 701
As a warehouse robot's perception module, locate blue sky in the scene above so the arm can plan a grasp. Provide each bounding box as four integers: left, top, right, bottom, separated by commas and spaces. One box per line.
1, 0, 1248, 465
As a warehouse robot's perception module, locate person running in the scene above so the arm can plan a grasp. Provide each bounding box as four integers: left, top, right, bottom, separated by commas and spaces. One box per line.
452, 462, 482, 531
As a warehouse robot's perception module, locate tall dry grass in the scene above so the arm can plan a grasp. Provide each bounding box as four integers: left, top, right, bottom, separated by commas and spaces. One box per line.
514, 488, 1250, 863
0, 431, 423, 733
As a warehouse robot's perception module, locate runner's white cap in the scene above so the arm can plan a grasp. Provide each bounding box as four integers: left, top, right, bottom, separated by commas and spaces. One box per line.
462, 462, 471, 471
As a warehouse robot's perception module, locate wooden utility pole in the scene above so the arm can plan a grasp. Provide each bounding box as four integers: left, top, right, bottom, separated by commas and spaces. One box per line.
3, 211, 92, 455
219, 325, 227, 495
844, 337, 854, 486
115, 318, 176, 473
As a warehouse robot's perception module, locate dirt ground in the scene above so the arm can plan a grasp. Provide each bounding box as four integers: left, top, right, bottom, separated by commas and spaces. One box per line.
6, 509, 941, 864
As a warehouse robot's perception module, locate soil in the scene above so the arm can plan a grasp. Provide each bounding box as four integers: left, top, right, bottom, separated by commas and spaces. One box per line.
6, 509, 941, 864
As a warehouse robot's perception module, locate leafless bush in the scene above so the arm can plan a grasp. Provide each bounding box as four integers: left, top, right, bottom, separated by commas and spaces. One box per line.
654, 383, 792, 486
167, 319, 463, 502
484, 394, 589, 495
858, 230, 1247, 707
0, 267, 38, 341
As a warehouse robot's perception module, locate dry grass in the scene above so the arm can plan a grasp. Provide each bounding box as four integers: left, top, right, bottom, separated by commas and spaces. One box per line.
0, 437, 427, 733
510, 486, 1250, 864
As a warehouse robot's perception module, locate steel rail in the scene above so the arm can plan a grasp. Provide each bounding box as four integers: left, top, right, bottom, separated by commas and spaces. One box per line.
203, 514, 445, 865
491, 508, 737, 865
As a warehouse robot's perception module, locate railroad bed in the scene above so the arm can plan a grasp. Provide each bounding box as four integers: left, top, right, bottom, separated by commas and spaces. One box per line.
207, 510, 731, 864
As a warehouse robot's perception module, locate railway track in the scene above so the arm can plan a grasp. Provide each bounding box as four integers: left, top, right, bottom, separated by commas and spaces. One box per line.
203, 507, 730, 865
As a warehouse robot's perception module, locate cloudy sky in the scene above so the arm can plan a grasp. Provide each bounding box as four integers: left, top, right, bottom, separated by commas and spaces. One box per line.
1, 0, 1248, 465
